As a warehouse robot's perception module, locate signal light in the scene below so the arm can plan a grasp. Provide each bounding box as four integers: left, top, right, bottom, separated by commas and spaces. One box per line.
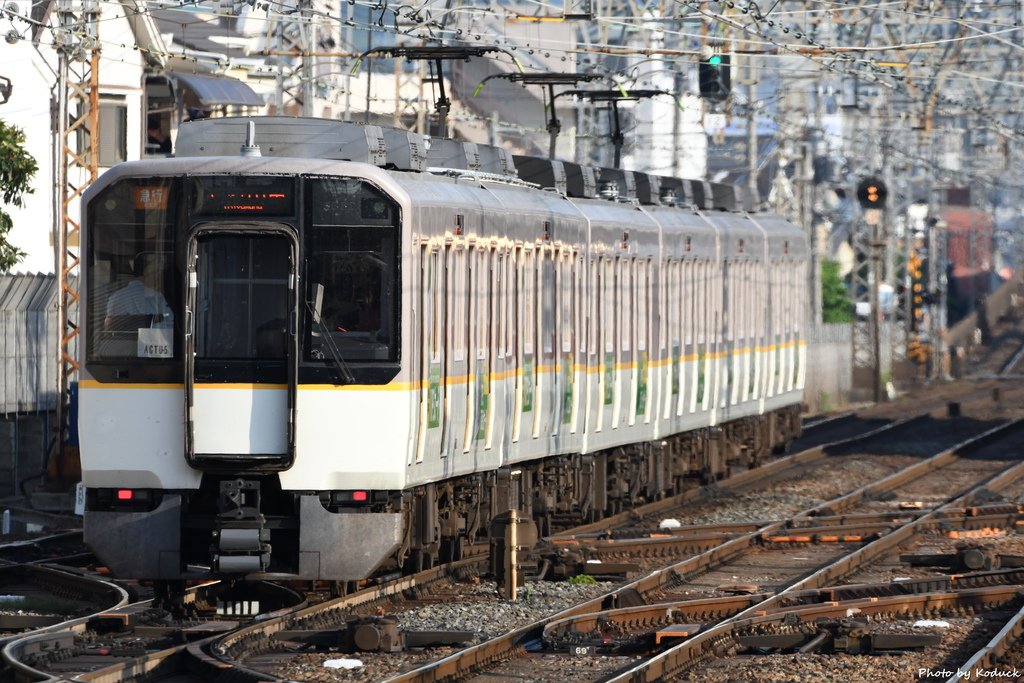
698, 53, 731, 102
116, 489, 133, 501
352, 490, 368, 502
856, 177, 887, 209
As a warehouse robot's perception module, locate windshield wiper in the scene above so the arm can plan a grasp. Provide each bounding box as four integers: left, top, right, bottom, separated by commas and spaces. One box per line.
305, 298, 356, 385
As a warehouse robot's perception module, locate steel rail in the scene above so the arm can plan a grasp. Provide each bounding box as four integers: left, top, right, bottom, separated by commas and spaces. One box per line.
0, 566, 131, 683
69, 555, 490, 683
386, 419, 1024, 682
947, 600, 1024, 682
543, 569, 1024, 647
604, 419, 1024, 682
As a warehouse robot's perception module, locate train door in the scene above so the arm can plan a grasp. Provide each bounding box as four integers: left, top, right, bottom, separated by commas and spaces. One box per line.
184, 226, 297, 469
416, 244, 444, 463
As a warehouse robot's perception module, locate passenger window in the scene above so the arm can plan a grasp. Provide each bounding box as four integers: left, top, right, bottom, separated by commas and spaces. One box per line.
618, 258, 626, 352
523, 249, 535, 355
540, 250, 556, 357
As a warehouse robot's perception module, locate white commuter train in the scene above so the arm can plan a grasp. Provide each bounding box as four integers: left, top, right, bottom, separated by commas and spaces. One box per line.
79, 117, 807, 583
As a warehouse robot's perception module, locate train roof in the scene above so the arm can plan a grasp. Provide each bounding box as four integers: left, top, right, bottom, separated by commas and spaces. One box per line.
172, 116, 752, 211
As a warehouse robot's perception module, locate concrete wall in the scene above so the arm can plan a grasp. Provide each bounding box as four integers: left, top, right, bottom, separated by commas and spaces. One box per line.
0, 413, 51, 498
805, 323, 854, 413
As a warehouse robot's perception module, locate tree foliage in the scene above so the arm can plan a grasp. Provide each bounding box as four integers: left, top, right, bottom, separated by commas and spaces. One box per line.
0, 120, 37, 272
821, 259, 851, 323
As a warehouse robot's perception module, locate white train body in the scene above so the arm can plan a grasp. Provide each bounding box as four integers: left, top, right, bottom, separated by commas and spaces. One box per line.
80, 118, 806, 580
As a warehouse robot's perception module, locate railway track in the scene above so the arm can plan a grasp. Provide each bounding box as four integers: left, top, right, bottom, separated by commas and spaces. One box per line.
75, 412, 1014, 681
5, 378, 1024, 681
0, 565, 127, 635
363, 419, 1024, 682
1, 580, 304, 681
0, 531, 92, 568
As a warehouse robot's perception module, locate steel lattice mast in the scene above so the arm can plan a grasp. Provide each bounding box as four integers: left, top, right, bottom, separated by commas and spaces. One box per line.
52, 0, 99, 482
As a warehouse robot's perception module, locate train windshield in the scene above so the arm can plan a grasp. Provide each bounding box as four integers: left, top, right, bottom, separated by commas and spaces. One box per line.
85, 174, 400, 385
86, 178, 179, 367
303, 178, 400, 382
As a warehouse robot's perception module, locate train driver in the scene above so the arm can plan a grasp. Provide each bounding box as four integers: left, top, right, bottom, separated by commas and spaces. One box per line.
104, 253, 173, 331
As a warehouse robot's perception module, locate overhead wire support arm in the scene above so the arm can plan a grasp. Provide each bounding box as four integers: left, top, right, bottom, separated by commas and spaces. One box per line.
352, 45, 525, 137
552, 88, 675, 168
474, 72, 606, 159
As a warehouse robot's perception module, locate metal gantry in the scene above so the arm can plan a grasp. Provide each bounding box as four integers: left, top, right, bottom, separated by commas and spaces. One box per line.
52, 0, 100, 479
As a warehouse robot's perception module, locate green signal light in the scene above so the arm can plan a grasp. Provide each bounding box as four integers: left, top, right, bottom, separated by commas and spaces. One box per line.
708, 55, 722, 65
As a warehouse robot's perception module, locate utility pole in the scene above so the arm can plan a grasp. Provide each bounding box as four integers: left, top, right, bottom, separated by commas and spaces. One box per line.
746, 89, 757, 205
300, 0, 315, 116
930, 184, 948, 379
870, 211, 883, 403
852, 173, 889, 403
801, 137, 816, 324
51, 0, 100, 489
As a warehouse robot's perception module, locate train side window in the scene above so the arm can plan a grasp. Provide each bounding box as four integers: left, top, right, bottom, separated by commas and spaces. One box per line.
604, 257, 615, 354
699, 260, 708, 346
503, 249, 512, 358
588, 258, 599, 357
451, 247, 466, 361
681, 259, 690, 346
540, 250, 556, 357
637, 259, 648, 353
478, 249, 490, 354
304, 178, 400, 372
523, 249, 535, 356
618, 258, 626, 352
432, 250, 443, 361
561, 251, 573, 353
511, 248, 519, 359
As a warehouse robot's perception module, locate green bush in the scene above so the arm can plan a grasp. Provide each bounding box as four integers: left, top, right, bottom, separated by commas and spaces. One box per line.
821, 260, 852, 323
568, 574, 598, 585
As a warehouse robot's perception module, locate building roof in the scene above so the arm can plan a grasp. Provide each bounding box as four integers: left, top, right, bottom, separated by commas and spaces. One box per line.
150, 6, 250, 64
0, 273, 56, 312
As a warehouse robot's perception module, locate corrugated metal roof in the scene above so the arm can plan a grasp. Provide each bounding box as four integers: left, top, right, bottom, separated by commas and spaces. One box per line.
0, 274, 57, 312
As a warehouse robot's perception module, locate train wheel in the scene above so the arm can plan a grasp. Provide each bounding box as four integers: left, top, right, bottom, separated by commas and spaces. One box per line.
440, 537, 463, 563
404, 549, 435, 573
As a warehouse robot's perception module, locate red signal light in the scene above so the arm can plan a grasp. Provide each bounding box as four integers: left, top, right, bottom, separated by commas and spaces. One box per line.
352, 490, 368, 502
116, 489, 133, 501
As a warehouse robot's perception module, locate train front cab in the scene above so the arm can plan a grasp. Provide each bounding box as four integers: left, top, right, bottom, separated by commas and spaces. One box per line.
80, 163, 410, 581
